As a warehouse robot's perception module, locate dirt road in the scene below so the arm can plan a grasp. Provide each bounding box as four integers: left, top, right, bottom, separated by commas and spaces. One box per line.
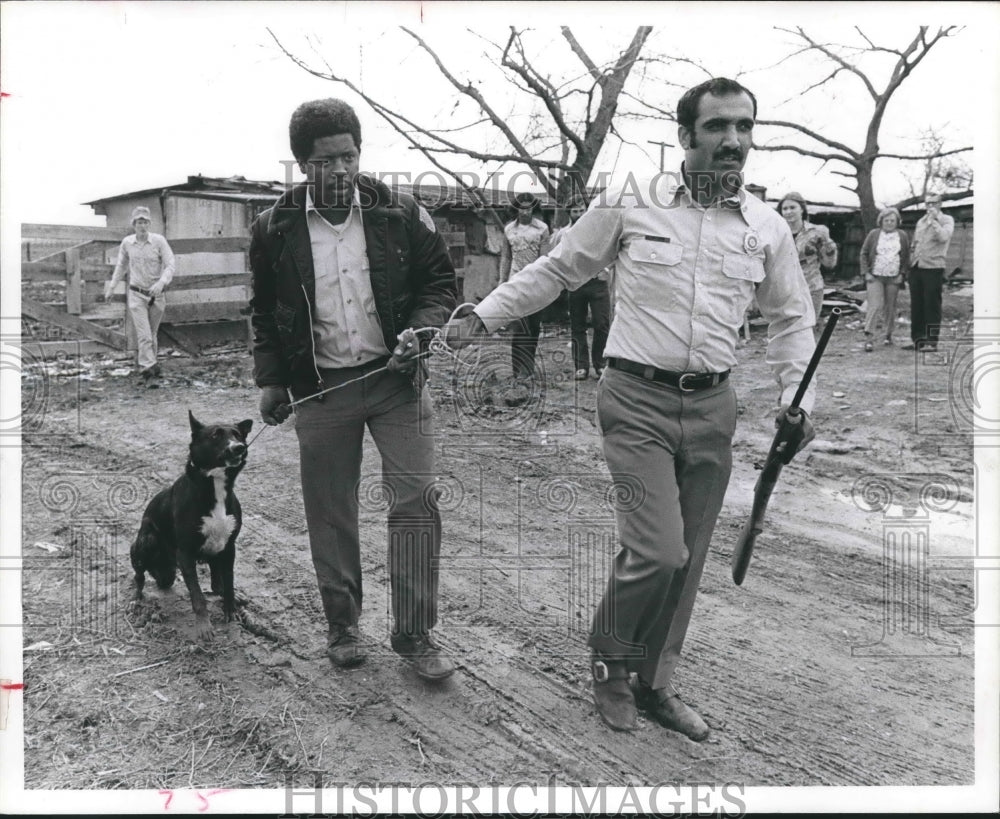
18, 291, 977, 798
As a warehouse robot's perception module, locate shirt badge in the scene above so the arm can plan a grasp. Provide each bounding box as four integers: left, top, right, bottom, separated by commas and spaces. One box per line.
743, 229, 761, 254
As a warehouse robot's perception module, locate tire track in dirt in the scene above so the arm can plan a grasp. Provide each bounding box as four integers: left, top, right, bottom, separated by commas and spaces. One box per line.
21, 325, 976, 788
21, 427, 707, 784
227, 503, 650, 783
677, 519, 974, 786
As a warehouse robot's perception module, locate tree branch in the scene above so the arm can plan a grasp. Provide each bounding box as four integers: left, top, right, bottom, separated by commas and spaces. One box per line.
268, 29, 574, 177
755, 118, 859, 157
892, 188, 972, 211
400, 27, 539, 163
414, 145, 571, 171
778, 26, 879, 100
775, 66, 846, 107
561, 27, 602, 81
878, 146, 972, 161
752, 142, 857, 166
579, 27, 653, 154
500, 28, 586, 155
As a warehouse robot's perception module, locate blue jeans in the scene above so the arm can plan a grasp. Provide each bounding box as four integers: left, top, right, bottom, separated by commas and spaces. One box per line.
294, 364, 441, 636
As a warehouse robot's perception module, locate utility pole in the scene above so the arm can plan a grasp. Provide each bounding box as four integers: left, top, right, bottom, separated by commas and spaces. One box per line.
648, 140, 673, 173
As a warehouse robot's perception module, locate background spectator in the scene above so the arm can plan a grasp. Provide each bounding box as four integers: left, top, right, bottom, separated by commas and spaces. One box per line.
859, 206, 909, 351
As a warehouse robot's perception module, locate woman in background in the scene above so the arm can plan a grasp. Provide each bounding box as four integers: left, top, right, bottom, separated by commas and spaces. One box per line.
778, 192, 838, 326
859, 206, 910, 352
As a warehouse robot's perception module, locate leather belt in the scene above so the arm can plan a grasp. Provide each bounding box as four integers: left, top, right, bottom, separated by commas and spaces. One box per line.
606, 357, 730, 392
129, 284, 153, 296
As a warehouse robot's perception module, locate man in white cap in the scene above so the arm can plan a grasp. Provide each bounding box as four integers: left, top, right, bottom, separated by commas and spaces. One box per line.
104, 206, 175, 385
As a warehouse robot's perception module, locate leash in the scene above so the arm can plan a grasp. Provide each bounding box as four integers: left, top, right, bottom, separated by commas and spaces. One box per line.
245, 302, 478, 448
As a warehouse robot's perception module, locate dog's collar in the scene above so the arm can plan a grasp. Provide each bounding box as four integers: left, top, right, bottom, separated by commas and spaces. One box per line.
187, 460, 244, 475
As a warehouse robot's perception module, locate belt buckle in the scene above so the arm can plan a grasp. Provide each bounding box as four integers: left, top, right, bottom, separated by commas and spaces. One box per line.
678, 372, 699, 392
592, 660, 609, 683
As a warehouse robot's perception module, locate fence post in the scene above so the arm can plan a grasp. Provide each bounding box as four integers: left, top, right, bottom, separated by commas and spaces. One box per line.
66, 247, 82, 315
244, 249, 253, 354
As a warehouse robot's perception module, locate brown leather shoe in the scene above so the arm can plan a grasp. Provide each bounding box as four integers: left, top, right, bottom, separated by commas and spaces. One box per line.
591, 654, 637, 732
327, 624, 366, 668
633, 680, 709, 741
391, 632, 455, 681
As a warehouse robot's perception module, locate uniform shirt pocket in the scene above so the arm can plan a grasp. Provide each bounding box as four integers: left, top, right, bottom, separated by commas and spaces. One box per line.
626, 238, 684, 267
714, 254, 766, 325
624, 239, 685, 310
722, 253, 766, 283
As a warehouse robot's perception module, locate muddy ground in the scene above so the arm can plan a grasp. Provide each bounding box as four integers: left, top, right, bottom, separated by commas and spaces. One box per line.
17, 285, 978, 799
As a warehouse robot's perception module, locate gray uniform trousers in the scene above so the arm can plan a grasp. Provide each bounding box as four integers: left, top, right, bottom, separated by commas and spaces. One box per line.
293, 363, 441, 637
589, 366, 737, 691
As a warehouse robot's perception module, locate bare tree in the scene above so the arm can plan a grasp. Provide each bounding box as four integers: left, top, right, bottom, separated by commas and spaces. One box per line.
268, 27, 652, 225
892, 127, 973, 211
753, 26, 971, 230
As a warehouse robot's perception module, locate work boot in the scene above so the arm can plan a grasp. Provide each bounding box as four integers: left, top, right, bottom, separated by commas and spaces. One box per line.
391, 631, 455, 681
632, 679, 709, 741
327, 624, 366, 668
139, 366, 161, 389
590, 653, 636, 732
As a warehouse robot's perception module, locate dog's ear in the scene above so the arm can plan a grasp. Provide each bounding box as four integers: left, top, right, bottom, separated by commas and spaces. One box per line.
237, 419, 253, 439
189, 410, 204, 436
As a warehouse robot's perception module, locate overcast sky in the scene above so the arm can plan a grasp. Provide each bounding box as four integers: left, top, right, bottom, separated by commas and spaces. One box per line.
2, 1, 996, 229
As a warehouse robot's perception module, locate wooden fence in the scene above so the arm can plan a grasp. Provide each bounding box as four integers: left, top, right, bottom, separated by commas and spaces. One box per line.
21, 224, 251, 356
21, 222, 473, 358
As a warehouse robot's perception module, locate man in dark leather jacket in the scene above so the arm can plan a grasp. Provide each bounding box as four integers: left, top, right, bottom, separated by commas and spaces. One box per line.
249, 98, 458, 681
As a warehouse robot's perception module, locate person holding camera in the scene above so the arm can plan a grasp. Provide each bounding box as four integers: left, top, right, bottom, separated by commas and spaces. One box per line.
906, 193, 954, 351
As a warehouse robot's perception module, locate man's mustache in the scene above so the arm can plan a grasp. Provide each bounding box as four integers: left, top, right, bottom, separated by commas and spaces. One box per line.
713, 148, 743, 161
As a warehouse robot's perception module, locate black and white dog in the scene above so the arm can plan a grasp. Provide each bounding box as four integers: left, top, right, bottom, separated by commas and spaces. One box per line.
130, 411, 252, 639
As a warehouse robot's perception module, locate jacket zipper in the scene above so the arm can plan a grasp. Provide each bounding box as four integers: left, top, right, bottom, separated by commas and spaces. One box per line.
300, 283, 323, 391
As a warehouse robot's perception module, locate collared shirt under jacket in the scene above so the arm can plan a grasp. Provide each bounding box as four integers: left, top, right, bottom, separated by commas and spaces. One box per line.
304, 187, 388, 368
248, 175, 457, 396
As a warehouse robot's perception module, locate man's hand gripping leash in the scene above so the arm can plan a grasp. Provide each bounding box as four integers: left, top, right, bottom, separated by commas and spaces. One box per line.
731, 307, 841, 586
251, 303, 481, 446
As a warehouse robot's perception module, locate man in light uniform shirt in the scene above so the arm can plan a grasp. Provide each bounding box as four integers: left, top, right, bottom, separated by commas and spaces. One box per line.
446, 78, 817, 739
104, 206, 175, 385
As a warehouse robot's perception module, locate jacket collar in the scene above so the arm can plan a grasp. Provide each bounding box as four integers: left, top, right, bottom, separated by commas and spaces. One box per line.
267, 174, 393, 235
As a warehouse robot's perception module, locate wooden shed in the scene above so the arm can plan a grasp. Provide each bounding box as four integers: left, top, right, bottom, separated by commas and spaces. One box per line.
85, 174, 563, 305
